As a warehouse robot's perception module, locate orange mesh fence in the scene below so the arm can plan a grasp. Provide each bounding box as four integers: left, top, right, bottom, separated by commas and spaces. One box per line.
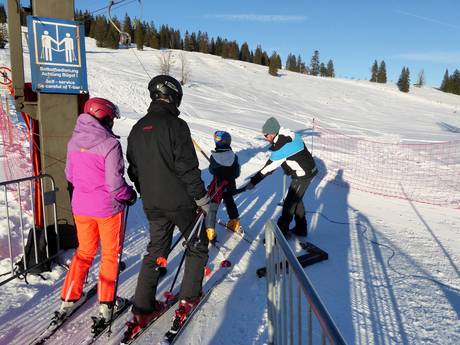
312, 121, 460, 208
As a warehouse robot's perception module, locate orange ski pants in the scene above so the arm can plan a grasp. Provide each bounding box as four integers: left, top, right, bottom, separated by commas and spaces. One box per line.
61, 211, 124, 304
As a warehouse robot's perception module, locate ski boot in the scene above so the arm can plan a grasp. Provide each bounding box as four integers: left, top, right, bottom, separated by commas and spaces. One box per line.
226, 218, 241, 232
163, 297, 201, 342
91, 297, 128, 334
206, 227, 216, 241
52, 298, 85, 324
122, 301, 168, 343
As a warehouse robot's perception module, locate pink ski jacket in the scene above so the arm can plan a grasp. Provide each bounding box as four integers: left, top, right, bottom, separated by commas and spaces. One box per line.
65, 113, 133, 218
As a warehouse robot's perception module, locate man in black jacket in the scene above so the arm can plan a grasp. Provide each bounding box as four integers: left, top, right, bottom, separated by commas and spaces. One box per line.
247, 117, 317, 237
126, 75, 211, 329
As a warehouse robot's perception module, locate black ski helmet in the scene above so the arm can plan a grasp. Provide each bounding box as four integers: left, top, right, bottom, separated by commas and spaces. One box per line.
148, 75, 183, 107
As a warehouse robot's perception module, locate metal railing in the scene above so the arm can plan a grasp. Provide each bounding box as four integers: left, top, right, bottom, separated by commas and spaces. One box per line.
264, 219, 347, 345
0, 174, 61, 286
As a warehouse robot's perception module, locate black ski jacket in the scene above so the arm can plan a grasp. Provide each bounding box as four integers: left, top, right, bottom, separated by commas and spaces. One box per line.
127, 101, 207, 212
250, 127, 317, 186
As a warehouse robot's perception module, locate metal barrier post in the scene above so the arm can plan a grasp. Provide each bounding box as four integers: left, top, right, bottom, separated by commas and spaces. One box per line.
4, 185, 14, 275
0, 174, 62, 286
263, 219, 347, 345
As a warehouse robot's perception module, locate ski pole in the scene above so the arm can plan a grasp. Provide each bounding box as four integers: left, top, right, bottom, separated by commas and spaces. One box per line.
168, 212, 204, 294
107, 205, 129, 336
192, 138, 210, 163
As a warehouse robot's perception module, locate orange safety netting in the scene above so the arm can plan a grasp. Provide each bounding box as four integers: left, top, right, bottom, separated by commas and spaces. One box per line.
312, 121, 460, 208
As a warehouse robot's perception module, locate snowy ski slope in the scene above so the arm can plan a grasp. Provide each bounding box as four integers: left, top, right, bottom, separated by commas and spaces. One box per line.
0, 36, 459, 344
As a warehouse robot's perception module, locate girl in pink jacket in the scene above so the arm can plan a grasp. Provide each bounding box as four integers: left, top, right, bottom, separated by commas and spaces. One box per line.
58, 97, 135, 324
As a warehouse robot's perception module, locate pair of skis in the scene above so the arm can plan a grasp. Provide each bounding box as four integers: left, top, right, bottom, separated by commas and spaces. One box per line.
29, 284, 99, 345
128, 268, 230, 345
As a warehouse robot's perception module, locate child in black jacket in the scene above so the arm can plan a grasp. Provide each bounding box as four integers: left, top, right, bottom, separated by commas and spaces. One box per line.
205, 131, 241, 241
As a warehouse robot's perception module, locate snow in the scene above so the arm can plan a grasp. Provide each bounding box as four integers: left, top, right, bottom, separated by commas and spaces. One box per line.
0, 36, 459, 345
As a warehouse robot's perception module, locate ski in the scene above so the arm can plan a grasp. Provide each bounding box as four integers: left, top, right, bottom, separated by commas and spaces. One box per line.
29, 284, 98, 345
158, 270, 230, 345
216, 219, 253, 244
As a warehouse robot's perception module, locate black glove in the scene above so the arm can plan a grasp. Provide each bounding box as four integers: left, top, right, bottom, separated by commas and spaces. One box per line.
195, 194, 211, 215
126, 191, 137, 206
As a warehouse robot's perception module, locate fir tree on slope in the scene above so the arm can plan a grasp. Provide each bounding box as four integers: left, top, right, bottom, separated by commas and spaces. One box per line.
397, 67, 410, 93
440, 69, 452, 93
442, 69, 460, 95
104, 17, 121, 49
134, 20, 144, 50
451, 69, 460, 95
94, 16, 108, 47
254, 45, 263, 65
377, 60, 387, 83
269, 51, 279, 76
319, 62, 327, 77
370, 60, 378, 82
122, 13, 134, 41
415, 69, 425, 87
326, 59, 335, 77
285, 54, 297, 72
240, 42, 250, 62
309, 50, 320, 76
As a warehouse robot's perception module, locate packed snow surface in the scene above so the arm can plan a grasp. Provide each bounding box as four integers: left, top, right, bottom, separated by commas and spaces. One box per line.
0, 36, 459, 344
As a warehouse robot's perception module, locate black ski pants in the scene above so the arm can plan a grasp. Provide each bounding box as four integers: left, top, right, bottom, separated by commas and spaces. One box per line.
222, 192, 239, 220
132, 207, 209, 315
277, 176, 312, 236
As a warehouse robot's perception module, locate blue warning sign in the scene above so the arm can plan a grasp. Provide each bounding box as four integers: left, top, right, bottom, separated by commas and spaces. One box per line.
27, 16, 88, 94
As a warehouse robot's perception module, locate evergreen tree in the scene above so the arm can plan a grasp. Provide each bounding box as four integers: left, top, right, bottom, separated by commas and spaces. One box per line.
326, 59, 335, 77
254, 45, 263, 65
214, 37, 223, 56
209, 38, 215, 55
268, 51, 279, 76
159, 25, 170, 48
221, 40, 229, 58
103, 18, 120, 49
0, 5, 7, 23
319, 63, 327, 77
188, 32, 197, 51
397, 67, 410, 92
94, 16, 108, 47
231, 41, 240, 59
199, 32, 209, 53
122, 13, 134, 39
450, 69, 460, 95
171, 29, 181, 49
377, 60, 387, 83
309, 50, 320, 76
370, 60, 378, 82
275, 54, 282, 69
240, 42, 250, 62
415, 69, 425, 87
261, 51, 269, 66
183, 31, 191, 51
288, 54, 299, 71
134, 20, 144, 50
440, 69, 449, 92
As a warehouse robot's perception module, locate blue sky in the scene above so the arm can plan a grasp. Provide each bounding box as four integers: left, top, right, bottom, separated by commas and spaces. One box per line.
49, 1, 460, 86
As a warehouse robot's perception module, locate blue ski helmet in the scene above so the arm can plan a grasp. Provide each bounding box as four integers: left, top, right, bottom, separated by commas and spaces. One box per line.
214, 130, 231, 148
